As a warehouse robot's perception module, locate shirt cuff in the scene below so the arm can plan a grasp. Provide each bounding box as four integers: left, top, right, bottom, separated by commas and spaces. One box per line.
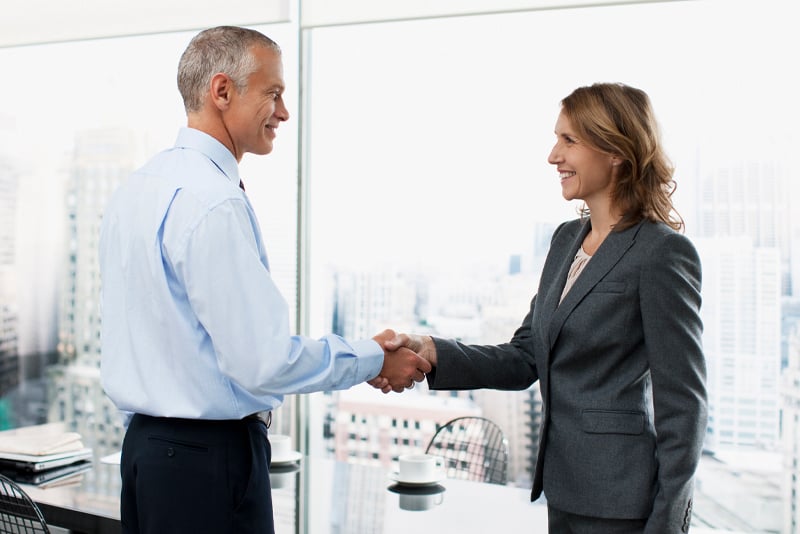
350, 338, 385, 382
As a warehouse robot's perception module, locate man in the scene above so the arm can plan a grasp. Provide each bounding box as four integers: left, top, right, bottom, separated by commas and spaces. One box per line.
99, 26, 429, 534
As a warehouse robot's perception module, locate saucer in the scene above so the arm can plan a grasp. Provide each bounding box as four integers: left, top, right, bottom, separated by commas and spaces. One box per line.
270, 462, 301, 475
270, 450, 302, 466
388, 470, 444, 487
387, 483, 446, 495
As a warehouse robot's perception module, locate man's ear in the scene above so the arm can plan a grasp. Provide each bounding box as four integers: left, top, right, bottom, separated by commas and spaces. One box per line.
209, 73, 234, 110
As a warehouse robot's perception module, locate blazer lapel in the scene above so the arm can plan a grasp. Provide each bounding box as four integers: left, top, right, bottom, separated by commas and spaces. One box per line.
546, 221, 642, 350
535, 222, 587, 350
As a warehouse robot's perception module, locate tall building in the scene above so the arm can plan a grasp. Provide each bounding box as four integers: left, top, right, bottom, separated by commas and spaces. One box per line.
782, 327, 800, 533
0, 153, 19, 399
694, 155, 787, 455
693, 148, 800, 532
695, 157, 791, 295
523, 387, 543, 488
331, 268, 418, 340
0, 157, 16, 268
695, 236, 781, 452
473, 387, 538, 487
50, 129, 138, 457
529, 221, 557, 277
56, 129, 135, 368
0, 303, 18, 401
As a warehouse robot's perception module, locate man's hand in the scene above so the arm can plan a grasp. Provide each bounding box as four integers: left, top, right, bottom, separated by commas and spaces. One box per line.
368, 329, 432, 393
385, 333, 437, 366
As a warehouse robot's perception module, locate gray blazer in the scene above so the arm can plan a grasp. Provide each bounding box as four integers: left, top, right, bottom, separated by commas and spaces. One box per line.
427, 218, 707, 533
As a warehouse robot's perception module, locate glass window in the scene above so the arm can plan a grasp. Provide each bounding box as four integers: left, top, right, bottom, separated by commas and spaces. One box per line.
302, 1, 797, 530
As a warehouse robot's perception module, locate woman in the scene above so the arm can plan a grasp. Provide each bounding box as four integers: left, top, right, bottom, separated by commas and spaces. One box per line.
384, 83, 707, 533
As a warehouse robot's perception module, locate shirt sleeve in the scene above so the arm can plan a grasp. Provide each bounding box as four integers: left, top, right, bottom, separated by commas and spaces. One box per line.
171, 197, 384, 397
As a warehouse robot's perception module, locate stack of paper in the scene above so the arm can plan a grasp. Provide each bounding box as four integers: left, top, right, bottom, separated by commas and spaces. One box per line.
0, 423, 93, 486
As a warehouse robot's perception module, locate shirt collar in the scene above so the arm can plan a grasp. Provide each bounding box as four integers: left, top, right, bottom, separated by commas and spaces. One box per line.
174, 127, 241, 187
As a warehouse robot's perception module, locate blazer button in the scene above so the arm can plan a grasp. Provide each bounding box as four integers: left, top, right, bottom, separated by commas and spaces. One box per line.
682, 499, 693, 532
166, 447, 175, 457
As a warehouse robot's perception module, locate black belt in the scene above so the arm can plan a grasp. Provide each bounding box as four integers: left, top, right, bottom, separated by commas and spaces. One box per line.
245, 411, 272, 428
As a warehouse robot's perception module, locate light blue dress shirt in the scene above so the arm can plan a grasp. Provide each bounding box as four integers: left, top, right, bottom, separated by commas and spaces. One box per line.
99, 127, 383, 421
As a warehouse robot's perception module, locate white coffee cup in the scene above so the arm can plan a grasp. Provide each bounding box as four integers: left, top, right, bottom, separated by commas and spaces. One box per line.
398, 453, 443, 483
398, 491, 444, 511
270, 434, 292, 460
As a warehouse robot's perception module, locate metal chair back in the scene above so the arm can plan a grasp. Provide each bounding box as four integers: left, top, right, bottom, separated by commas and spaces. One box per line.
425, 416, 509, 485
0, 474, 50, 533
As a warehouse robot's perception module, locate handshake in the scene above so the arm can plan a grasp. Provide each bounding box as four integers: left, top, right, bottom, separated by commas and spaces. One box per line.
368, 330, 438, 394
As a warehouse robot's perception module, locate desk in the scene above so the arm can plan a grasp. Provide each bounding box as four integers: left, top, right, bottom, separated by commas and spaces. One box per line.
293, 456, 547, 533
22, 462, 121, 534
21, 456, 546, 533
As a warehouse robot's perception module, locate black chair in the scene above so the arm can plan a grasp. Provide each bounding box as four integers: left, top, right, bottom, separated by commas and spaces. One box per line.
425, 416, 509, 485
0, 474, 50, 533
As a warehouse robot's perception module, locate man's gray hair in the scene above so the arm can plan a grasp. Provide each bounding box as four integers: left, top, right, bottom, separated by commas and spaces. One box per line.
177, 26, 280, 113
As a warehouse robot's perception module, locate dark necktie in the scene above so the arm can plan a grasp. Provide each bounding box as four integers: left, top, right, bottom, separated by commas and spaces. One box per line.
239, 180, 245, 191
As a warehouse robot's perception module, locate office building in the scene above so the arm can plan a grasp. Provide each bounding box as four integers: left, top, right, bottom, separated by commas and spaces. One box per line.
51, 129, 136, 456
695, 156, 791, 295
329, 384, 480, 466
332, 268, 419, 341
783, 328, 800, 533
695, 237, 781, 452
0, 151, 19, 399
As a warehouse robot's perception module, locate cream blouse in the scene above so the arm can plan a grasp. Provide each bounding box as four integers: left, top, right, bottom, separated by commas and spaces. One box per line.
560, 246, 592, 303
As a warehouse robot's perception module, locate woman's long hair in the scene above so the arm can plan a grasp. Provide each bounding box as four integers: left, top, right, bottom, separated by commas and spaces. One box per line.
561, 83, 683, 232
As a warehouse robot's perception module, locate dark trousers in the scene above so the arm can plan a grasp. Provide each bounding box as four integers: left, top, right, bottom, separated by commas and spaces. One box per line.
120, 413, 274, 534
548, 504, 647, 534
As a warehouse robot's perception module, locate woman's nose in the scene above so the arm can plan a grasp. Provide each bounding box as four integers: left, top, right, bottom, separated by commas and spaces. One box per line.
547, 145, 560, 165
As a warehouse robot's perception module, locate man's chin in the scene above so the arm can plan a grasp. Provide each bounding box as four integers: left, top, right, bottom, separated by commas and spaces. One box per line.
253, 142, 274, 156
